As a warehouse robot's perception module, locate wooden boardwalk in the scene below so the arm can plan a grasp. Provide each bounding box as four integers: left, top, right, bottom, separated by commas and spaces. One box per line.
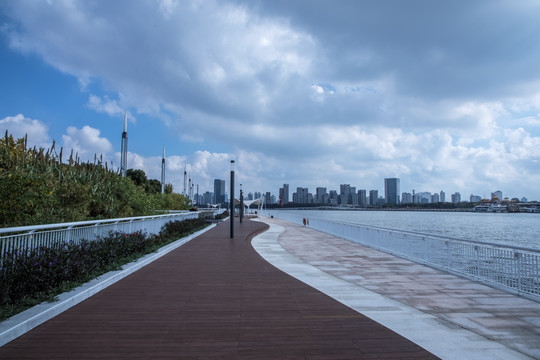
0, 219, 437, 359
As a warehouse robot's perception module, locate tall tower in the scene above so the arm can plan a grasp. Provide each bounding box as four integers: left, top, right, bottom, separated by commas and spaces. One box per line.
120, 112, 128, 177
161, 145, 166, 194
282, 184, 289, 204
183, 163, 187, 197
384, 178, 400, 205
188, 173, 192, 203
214, 179, 225, 205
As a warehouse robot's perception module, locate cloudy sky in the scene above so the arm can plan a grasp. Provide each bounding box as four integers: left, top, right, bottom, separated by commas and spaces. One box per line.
1, 0, 540, 201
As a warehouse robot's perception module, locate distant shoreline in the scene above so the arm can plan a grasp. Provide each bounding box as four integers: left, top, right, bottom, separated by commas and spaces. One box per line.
268, 206, 475, 212
266, 206, 538, 214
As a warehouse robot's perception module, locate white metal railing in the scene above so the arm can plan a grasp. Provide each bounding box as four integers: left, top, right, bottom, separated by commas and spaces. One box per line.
0, 212, 203, 263
267, 211, 540, 299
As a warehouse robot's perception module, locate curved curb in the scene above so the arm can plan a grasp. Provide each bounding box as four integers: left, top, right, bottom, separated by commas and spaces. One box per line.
0, 224, 216, 347
251, 219, 531, 360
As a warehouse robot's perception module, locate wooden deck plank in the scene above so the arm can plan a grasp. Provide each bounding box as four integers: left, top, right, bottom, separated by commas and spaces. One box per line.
0, 218, 438, 359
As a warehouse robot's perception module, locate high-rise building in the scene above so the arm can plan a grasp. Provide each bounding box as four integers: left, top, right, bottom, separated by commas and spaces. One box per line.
415, 192, 431, 204
491, 190, 503, 200
214, 179, 226, 205
384, 178, 400, 205
295, 187, 309, 204
282, 184, 289, 204
254, 192, 261, 200
316, 187, 327, 205
451, 192, 461, 203
247, 192, 253, 200
401, 192, 412, 204
358, 189, 367, 206
369, 190, 378, 206
470, 194, 481, 203
339, 184, 351, 205
329, 190, 338, 206
440, 191, 446, 203
202, 191, 213, 206
350, 186, 357, 205
431, 193, 440, 203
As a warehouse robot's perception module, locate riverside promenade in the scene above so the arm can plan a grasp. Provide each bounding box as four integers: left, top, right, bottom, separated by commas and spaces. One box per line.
256, 217, 540, 359
0, 218, 437, 359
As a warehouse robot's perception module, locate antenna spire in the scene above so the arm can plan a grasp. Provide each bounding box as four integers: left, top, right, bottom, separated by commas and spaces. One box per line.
161, 145, 166, 194
120, 112, 128, 177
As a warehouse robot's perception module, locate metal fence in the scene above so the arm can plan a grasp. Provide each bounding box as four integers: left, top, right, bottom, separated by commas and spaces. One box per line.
0, 212, 203, 263
268, 211, 540, 299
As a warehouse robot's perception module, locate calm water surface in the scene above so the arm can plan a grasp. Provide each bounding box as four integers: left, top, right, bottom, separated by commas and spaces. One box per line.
274, 209, 540, 250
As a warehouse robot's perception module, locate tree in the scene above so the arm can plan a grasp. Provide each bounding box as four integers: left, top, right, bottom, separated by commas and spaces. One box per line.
145, 179, 161, 194
126, 169, 147, 187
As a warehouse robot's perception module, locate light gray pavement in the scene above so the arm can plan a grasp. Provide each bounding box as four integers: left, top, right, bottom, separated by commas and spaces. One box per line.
253, 217, 540, 360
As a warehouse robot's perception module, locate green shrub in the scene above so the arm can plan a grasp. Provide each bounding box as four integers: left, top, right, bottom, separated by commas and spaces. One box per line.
0, 218, 208, 321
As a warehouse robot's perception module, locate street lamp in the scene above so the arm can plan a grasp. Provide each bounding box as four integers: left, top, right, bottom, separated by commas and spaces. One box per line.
230, 160, 235, 238
240, 183, 243, 223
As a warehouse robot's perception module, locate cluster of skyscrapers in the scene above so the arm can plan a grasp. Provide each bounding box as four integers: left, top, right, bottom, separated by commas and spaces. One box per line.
196, 177, 527, 208
278, 178, 404, 206
272, 179, 518, 206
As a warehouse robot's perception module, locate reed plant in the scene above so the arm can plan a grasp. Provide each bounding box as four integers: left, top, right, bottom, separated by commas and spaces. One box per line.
0, 132, 189, 227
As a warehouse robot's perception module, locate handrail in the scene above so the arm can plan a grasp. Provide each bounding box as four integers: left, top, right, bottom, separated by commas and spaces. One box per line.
0, 211, 215, 263
267, 211, 540, 299
319, 218, 540, 254
0, 212, 193, 235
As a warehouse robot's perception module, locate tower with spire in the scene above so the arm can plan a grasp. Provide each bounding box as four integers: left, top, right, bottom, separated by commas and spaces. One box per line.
161, 145, 166, 194
183, 163, 187, 197
120, 112, 128, 177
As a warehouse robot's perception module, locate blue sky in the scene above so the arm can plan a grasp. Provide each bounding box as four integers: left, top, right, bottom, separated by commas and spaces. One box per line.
1, 0, 540, 201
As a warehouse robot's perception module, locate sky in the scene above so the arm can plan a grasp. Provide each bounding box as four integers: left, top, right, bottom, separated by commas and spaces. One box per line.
1, 0, 540, 201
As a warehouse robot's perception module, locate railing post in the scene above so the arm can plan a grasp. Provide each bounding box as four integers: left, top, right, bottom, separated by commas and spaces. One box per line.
515, 252, 522, 293
66, 226, 73, 244
474, 246, 480, 279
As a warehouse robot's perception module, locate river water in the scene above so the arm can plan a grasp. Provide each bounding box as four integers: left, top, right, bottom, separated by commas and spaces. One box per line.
270, 209, 540, 250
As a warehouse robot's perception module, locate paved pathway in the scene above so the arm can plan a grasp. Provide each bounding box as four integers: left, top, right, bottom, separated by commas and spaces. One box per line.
0, 219, 437, 359
255, 217, 540, 359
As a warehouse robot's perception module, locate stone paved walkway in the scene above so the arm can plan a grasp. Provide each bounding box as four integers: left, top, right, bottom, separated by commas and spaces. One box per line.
256, 217, 540, 359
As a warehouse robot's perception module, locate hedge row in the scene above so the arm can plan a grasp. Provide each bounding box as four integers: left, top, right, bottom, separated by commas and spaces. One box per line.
0, 217, 208, 321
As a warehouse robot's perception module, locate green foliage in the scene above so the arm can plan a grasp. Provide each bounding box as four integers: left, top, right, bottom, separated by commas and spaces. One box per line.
0, 218, 208, 321
146, 179, 161, 194
215, 211, 229, 220
0, 133, 190, 227
152, 193, 191, 211
126, 168, 147, 187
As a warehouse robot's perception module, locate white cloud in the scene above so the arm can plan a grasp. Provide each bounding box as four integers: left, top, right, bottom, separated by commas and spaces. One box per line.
61, 126, 113, 162
0, 114, 50, 148
158, 0, 180, 19
87, 95, 121, 117
3, 1, 540, 199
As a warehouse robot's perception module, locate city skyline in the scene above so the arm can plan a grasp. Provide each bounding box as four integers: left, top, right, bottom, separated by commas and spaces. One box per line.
199, 177, 533, 207
1, 1, 540, 200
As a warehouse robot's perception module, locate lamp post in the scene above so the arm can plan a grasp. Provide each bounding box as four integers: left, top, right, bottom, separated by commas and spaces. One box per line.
230, 160, 235, 238
240, 183, 243, 223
